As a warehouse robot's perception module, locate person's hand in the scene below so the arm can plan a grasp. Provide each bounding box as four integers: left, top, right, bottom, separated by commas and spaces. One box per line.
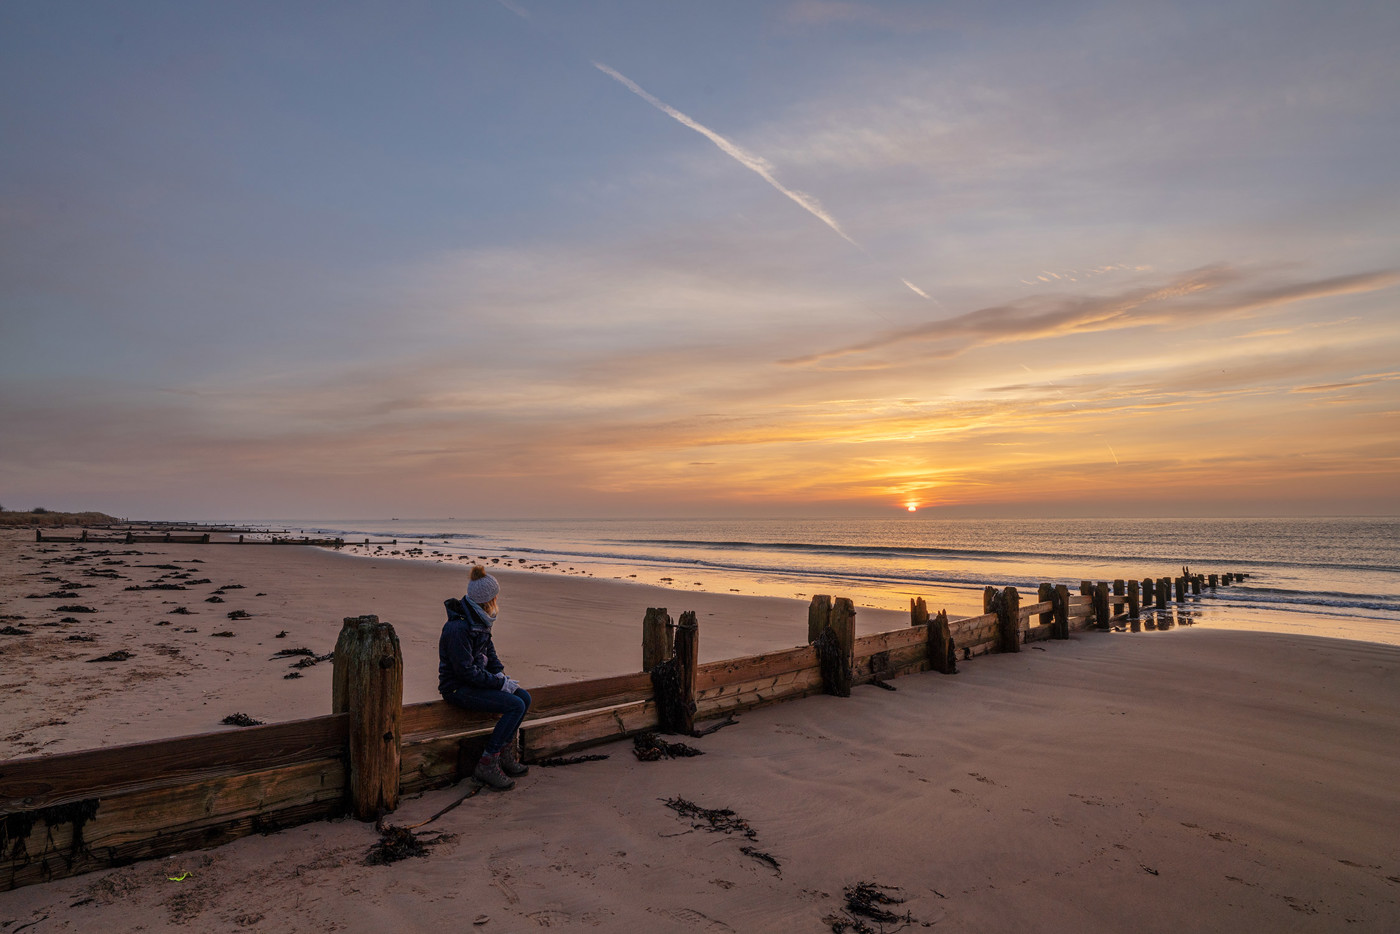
500, 675, 521, 693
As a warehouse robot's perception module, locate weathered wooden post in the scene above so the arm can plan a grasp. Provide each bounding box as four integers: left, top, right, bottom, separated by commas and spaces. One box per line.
673, 611, 699, 735
342, 617, 403, 821
808, 594, 833, 644
1209, 573, 1218, 589
1113, 579, 1125, 616
1052, 584, 1070, 639
910, 597, 929, 628
927, 608, 955, 673
1142, 577, 1155, 607
1127, 579, 1140, 618
642, 607, 674, 671
1093, 582, 1111, 630
331, 615, 373, 715
1038, 583, 1054, 627
1222, 573, 1232, 586
983, 586, 996, 614
1174, 577, 1186, 602
1191, 576, 1202, 596
812, 597, 855, 696
1159, 577, 1173, 606
993, 587, 1021, 653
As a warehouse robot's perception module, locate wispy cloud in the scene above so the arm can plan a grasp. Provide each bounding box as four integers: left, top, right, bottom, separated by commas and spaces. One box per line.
782, 267, 1400, 366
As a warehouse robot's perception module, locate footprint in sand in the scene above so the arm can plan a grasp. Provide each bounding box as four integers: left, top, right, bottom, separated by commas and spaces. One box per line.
646, 907, 733, 931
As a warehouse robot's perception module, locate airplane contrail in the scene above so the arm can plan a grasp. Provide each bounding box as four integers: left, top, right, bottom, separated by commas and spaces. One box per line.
593, 62, 860, 248
594, 62, 937, 304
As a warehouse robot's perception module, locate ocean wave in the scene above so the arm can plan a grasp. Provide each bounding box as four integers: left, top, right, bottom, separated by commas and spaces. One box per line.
609, 537, 1398, 574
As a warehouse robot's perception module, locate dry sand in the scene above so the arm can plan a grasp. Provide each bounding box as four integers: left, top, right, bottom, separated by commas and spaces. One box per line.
2, 529, 1398, 932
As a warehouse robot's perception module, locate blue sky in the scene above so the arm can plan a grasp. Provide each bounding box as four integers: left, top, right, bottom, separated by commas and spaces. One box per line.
2, 1, 1397, 518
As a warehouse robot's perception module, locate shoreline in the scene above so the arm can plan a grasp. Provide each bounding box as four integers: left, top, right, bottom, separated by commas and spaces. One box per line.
3, 527, 1397, 760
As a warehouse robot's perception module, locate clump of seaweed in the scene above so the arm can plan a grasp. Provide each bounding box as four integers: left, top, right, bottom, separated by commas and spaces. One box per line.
86, 650, 133, 662
536, 754, 610, 767
364, 825, 453, 865
221, 713, 263, 727
662, 797, 756, 839
634, 732, 704, 761
825, 882, 914, 933
740, 845, 781, 873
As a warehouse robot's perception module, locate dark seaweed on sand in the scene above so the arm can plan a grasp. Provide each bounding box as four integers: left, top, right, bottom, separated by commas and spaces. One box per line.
633, 731, 704, 761
662, 797, 756, 840
536, 754, 610, 767
271, 647, 315, 658
86, 650, 133, 662
221, 713, 263, 727
365, 825, 458, 866
740, 845, 781, 872
825, 882, 915, 933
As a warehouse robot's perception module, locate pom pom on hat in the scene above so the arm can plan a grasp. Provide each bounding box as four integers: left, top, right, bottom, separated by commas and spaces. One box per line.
467, 565, 500, 605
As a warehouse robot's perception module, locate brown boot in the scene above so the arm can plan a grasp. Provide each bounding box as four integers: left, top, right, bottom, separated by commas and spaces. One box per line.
473, 752, 515, 791
500, 734, 529, 777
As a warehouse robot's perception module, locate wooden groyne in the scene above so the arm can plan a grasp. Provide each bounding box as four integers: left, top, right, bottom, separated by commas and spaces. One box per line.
0, 571, 1246, 891
34, 530, 426, 549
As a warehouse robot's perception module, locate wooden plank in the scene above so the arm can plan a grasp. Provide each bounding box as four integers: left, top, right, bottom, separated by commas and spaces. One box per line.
955, 610, 999, 628
857, 638, 929, 671
696, 644, 817, 692
399, 728, 494, 796
0, 715, 347, 813
399, 671, 654, 736
520, 700, 658, 761
694, 667, 824, 719
2, 757, 344, 891
853, 626, 927, 657
1016, 600, 1053, 621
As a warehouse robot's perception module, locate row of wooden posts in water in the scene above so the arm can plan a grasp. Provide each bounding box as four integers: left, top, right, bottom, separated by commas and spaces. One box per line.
1058, 569, 1250, 628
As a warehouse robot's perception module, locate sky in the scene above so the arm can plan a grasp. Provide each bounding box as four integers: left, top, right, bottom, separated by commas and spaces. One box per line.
1, 0, 1397, 520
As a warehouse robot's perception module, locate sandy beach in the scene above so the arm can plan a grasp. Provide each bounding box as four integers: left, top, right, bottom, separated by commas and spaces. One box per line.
2, 529, 1398, 932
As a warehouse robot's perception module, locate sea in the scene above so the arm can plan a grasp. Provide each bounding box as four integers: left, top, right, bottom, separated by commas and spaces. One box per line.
233, 516, 1400, 641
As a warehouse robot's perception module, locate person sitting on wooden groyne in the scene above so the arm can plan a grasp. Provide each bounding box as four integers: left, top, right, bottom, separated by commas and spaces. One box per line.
439, 565, 532, 790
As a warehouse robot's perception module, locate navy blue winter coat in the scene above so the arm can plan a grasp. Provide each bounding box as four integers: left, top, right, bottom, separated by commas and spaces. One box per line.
438, 597, 507, 695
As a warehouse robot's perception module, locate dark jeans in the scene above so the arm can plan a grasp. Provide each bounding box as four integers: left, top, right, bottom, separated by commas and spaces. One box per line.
445, 685, 532, 755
